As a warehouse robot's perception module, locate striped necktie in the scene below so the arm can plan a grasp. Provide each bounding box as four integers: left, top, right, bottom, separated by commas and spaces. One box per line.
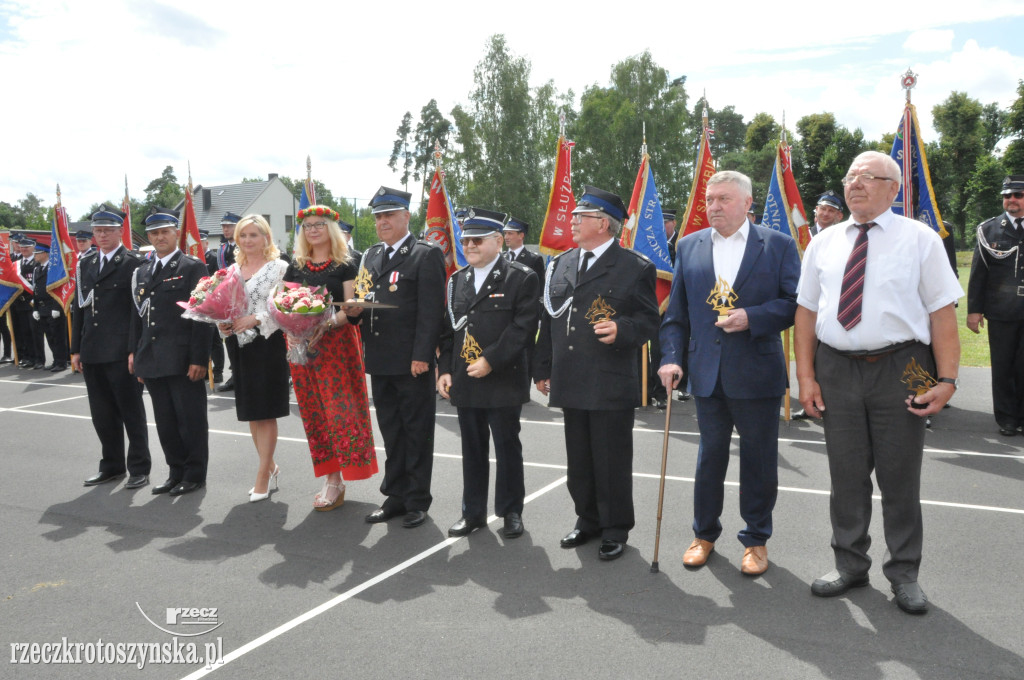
837, 222, 875, 330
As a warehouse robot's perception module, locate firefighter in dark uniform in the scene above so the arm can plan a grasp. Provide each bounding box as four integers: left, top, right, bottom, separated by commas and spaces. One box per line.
502, 216, 545, 279
215, 212, 240, 392
438, 208, 539, 540
13, 238, 39, 368
199, 229, 225, 383
348, 186, 446, 528
130, 209, 212, 495
30, 242, 69, 371
967, 174, 1024, 436
339, 219, 361, 262
534, 185, 660, 561
72, 205, 151, 488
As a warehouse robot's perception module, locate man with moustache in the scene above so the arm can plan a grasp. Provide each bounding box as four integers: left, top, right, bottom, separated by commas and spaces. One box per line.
438, 208, 538, 540
967, 175, 1024, 436
73, 205, 151, 489
658, 170, 800, 576
534, 185, 659, 561
796, 151, 962, 614
808, 190, 845, 238
348, 186, 446, 528
130, 209, 212, 495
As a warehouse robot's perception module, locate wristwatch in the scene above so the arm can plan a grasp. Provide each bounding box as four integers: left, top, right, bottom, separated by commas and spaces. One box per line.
937, 377, 958, 390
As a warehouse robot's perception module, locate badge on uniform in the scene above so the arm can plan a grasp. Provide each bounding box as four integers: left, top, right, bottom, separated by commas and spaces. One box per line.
585, 295, 616, 325
388, 271, 399, 292
901, 357, 936, 410
707, 276, 738, 322
354, 266, 373, 301
461, 332, 482, 364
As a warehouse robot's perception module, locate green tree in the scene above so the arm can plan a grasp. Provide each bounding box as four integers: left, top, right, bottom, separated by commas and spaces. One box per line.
143, 166, 185, 217
744, 113, 779, 153
1003, 80, 1024, 172
981, 101, 1006, 153
964, 154, 1007, 238
573, 50, 690, 207
411, 99, 454, 195
702, 104, 746, 155
819, 127, 869, 198
931, 91, 985, 236
387, 111, 414, 190
795, 113, 838, 201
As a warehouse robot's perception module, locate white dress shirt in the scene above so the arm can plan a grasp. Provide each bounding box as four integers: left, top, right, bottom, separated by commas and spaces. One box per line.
711, 220, 749, 288
472, 253, 501, 294
797, 209, 963, 351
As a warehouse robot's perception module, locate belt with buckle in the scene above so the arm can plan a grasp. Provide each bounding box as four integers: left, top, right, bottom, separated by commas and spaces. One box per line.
823, 339, 919, 363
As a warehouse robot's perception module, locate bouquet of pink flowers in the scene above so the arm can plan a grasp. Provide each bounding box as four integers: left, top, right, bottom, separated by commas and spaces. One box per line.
177, 267, 249, 324
268, 283, 333, 364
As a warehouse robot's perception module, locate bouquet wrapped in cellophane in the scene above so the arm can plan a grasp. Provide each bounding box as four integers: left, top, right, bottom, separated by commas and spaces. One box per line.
268, 282, 333, 365
177, 267, 248, 324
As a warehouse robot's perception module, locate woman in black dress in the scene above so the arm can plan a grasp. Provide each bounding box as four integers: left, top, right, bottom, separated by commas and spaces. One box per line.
218, 215, 290, 502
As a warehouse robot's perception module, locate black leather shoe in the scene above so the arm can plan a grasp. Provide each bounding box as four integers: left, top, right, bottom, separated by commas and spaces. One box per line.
49, 363, 68, 372
677, 391, 692, 401
124, 475, 149, 489
83, 471, 125, 486
33, 363, 45, 370
792, 408, 813, 420
448, 516, 486, 537
0, 356, 12, 364
19, 360, 33, 368
651, 398, 667, 410
212, 371, 223, 383
216, 377, 234, 392
598, 539, 625, 561
169, 481, 204, 496
365, 505, 403, 523
502, 512, 524, 539
811, 570, 870, 597
402, 510, 427, 528
152, 478, 181, 494
560, 529, 591, 548
892, 582, 928, 614
998, 425, 1018, 436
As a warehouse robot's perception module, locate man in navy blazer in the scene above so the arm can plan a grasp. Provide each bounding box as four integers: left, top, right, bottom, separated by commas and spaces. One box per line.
658, 170, 800, 576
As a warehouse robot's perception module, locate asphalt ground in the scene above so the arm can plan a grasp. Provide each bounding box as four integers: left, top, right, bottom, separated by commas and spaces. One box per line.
1, 359, 1022, 680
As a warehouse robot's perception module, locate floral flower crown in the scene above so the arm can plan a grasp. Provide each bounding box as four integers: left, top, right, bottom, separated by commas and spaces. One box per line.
297, 205, 340, 222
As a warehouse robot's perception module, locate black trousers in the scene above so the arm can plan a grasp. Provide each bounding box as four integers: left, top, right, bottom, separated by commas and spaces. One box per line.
0, 312, 11, 356
456, 404, 525, 521
815, 342, 928, 584
371, 372, 435, 512
562, 407, 635, 542
145, 374, 209, 483
986, 318, 1024, 429
210, 334, 225, 374
39, 312, 69, 364
82, 360, 150, 476
12, 308, 35, 363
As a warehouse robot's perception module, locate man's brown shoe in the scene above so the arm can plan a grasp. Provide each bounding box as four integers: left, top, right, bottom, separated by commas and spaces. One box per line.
682, 538, 714, 567
741, 545, 768, 575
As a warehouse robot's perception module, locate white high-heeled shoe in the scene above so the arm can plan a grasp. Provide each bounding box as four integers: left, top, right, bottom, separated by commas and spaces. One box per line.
249, 466, 280, 502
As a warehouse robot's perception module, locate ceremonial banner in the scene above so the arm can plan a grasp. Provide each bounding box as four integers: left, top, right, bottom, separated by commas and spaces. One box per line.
294, 158, 317, 242
46, 203, 77, 312
680, 125, 716, 237
178, 179, 203, 258
0, 232, 25, 316
423, 166, 465, 278
760, 141, 811, 256
890, 100, 946, 238
539, 135, 577, 256
620, 154, 673, 310
121, 176, 134, 249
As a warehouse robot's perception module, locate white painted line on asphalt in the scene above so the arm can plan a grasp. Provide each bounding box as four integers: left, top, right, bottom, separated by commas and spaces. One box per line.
177, 474, 568, 680
5, 394, 88, 410
0, 377, 88, 389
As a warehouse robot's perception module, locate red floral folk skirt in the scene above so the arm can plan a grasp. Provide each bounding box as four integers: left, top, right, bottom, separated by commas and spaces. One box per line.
289, 324, 378, 480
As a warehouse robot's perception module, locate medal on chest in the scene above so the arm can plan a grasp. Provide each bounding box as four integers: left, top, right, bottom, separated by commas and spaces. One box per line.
388, 271, 399, 292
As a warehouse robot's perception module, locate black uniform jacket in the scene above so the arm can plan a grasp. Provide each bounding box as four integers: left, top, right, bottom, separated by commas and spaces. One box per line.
357, 236, 446, 375
438, 257, 539, 409
511, 247, 545, 282
968, 214, 1024, 321
534, 241, 659, 410
71, 246, 143, 363
129, 251, 212, 379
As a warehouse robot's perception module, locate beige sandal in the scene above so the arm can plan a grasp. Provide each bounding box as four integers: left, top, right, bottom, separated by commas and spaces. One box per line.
313, 482, 345, 512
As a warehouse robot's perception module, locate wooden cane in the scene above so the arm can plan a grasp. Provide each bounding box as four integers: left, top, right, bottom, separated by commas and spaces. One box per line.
650, 393, 673, 573
208, 359, 214, 390
783, 328, 791, 421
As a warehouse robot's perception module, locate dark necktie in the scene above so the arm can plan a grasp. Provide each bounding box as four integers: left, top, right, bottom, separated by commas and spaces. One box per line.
577, 251, 593, 285
99, 255, 107, 273
153, 261, 164, 278
385, 246, 394, 260
505, 251, 513, 262
1015, 217, 1024, 238
837, 222, 875, 330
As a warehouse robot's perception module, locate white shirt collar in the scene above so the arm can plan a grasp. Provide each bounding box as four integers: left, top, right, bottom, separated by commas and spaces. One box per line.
157, 249, 180, 267
711, 220, 750, 244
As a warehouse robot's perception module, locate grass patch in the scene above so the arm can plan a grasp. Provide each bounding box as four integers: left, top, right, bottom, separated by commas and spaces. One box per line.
956, 250, 990, 368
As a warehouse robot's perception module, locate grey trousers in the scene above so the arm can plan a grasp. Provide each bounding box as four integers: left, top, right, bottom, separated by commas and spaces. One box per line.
815, 341, 930, 584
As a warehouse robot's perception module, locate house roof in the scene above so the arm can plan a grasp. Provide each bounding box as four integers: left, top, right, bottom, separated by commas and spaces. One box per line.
175, 179, 294, 235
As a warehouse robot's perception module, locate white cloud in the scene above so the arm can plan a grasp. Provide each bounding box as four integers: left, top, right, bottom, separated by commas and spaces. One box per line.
903, 29, 955, 52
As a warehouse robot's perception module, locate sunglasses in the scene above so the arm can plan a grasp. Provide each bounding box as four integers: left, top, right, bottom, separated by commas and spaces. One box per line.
1005, 191, 1024, 199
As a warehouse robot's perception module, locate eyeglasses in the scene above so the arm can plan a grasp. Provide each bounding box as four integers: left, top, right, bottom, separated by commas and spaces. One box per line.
460, 236, 499, 246
1004, 191, 1024, 199
571, 214, 604, 224
841, 173, 895, 186
302, 222, 328, 231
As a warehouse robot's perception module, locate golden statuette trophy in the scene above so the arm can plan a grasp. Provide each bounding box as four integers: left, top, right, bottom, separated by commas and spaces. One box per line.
901, 357, 936, 410
585, 295, 616, 325
460, 333, 483, 364
343, 266, 398, 309
707, 276, 738, 322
